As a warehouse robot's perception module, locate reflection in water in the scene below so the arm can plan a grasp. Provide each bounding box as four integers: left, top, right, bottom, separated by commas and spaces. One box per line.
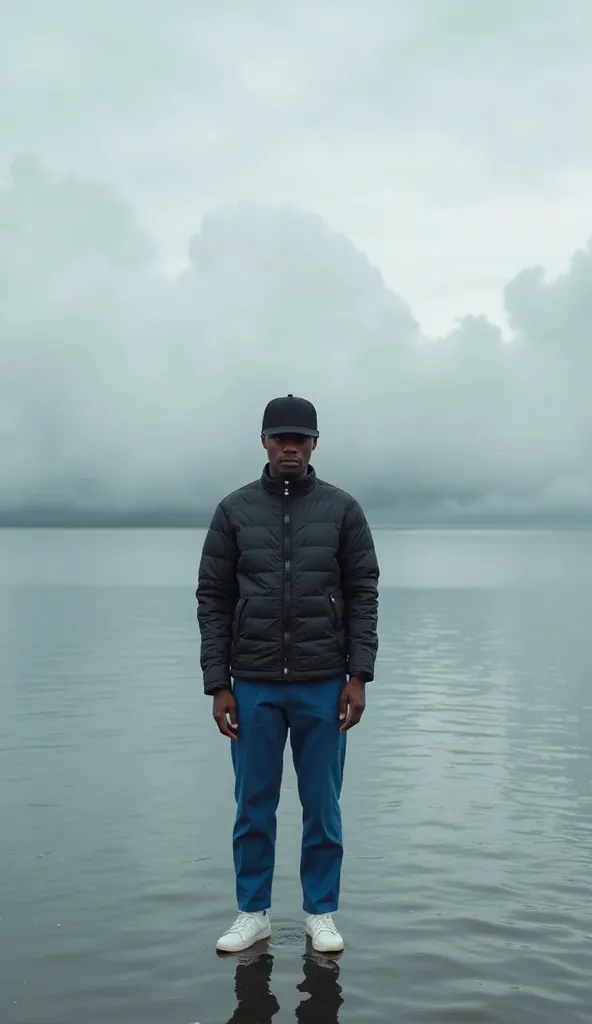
224, 951, 279, 1023
223, 943, 343, 1023
295, 947, 343, 1024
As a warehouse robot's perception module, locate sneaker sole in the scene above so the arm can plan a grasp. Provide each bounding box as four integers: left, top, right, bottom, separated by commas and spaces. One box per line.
305, 925, 344, 953
216, 922, 271, 953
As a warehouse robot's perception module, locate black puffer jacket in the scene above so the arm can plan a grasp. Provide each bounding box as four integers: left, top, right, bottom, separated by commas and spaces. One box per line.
196, 464, 379, 694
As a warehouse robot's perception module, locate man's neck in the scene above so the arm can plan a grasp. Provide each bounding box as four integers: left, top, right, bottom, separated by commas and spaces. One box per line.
262, 463, 316, 494
268, 464, 308, 482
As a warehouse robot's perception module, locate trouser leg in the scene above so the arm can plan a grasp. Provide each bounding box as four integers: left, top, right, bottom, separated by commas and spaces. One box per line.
231, 681, 288, 911
288, 678, 347, 915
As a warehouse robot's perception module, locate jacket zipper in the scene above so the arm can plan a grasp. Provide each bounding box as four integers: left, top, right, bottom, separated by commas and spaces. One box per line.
283, 479, 291, 679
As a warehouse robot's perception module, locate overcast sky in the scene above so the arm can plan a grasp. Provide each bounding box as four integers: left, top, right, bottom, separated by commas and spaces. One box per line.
2, 0, 592, 524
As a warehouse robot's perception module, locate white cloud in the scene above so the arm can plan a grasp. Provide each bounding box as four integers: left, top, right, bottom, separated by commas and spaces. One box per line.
2, 1, 592, 337
1, 156, 591, 524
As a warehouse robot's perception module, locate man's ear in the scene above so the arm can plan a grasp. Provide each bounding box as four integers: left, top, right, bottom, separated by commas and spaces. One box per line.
261, 433, 267, 450
312, 438, 318, 450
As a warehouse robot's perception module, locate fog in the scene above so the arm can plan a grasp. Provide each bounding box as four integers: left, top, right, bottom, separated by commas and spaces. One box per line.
1, 155, 590, 526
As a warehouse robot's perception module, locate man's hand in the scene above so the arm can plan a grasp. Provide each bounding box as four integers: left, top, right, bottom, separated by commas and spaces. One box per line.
212, 688, 238, 739
339, 676, 366, 732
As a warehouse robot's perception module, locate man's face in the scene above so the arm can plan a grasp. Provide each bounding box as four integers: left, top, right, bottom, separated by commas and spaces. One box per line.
262, 432, 317, 478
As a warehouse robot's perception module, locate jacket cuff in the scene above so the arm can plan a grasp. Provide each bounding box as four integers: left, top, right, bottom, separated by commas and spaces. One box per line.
203, 676, 232, 696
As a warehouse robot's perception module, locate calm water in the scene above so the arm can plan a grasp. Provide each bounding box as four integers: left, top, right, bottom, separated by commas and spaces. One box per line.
1, 527, 592, 1024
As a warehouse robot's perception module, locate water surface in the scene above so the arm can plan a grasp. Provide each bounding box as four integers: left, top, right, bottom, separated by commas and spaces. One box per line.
1, 528, 591, 1023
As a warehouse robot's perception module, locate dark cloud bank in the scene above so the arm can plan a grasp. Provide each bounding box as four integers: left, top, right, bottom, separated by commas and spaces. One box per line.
1, 156, 591, 528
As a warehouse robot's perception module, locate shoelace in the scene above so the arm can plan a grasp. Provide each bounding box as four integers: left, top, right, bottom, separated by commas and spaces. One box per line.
312, 914, 339, 933
231, 911, 261, 935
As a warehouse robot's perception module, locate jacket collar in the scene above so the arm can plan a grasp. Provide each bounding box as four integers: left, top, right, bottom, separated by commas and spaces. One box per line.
260, 463, 317, 495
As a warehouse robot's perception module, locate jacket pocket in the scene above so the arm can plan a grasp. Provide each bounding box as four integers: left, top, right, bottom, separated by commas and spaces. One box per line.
232, 596, 248, 644
328, 593, 346, 658
328, 593, 339, 630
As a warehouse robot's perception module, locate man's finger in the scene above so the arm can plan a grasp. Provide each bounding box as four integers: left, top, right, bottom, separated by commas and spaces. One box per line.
215, 711, 238, 740
339, 689, 349, 721
340, 703, 364, 732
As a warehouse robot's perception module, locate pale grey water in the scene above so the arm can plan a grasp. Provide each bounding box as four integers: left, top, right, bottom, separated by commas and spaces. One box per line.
1, 527, 591, 1024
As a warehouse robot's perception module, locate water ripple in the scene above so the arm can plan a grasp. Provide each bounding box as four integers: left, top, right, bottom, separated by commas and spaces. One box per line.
1, 529, 592, 1022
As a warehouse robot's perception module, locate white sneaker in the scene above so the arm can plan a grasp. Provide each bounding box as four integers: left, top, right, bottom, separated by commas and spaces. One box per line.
216, 911, 271, 953
305, 913, 344, 953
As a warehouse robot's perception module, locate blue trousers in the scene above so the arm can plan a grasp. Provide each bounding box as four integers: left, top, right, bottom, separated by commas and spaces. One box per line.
230, 677, 347, 915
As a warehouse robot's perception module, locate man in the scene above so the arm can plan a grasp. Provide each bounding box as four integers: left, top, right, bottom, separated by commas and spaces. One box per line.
196, 394, 379, 954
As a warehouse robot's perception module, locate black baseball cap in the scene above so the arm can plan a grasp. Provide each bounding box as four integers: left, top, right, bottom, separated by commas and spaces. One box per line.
261, 394, 319, 437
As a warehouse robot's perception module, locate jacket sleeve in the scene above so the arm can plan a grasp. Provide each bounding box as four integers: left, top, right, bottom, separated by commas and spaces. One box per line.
196, 501, 239, 694
339, 499, 379, 681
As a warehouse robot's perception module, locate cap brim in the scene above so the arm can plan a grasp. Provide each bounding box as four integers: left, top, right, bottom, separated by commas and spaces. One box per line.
262, 425, 319, 437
